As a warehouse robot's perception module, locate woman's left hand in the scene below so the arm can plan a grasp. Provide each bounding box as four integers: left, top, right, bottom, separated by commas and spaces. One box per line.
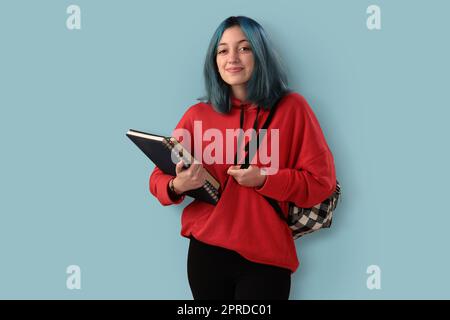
227, 165, 267, 188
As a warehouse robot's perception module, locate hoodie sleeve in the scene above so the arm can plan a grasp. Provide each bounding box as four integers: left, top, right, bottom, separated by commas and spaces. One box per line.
149, 106, 195, 206
255, 94, 336, 208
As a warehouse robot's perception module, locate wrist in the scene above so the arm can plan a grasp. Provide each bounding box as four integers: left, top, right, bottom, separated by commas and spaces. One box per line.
256, 174, 268, 188
171, 177, 184, 195
260, 176, 267, 187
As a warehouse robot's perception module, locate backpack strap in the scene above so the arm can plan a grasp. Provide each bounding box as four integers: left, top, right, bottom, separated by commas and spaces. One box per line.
238, 96, 282, 168
235, 96, 288, 223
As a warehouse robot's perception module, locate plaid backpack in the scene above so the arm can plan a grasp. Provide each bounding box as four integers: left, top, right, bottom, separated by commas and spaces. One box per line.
270, 180, 341, 239
237, 95, 342, 239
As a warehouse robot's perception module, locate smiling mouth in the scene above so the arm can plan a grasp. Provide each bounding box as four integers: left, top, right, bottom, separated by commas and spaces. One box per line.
226, 68, 243, 73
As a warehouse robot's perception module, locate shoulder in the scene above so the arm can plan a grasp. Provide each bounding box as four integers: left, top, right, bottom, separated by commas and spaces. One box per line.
182, 100, 215, 119
278, 91, 315, 117
174, 101, 211, 128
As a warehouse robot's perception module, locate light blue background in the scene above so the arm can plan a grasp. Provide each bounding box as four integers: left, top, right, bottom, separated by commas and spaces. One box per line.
1, 0, 449, 299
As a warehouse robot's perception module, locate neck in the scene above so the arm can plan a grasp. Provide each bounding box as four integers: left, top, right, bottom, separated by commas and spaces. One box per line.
231, 85, 247, 102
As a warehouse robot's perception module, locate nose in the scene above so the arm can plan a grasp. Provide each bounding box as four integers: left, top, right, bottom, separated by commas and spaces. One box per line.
228, 49, 240, 64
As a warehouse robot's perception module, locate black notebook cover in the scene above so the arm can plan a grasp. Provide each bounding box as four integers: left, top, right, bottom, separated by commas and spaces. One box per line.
126, 129, 220, 205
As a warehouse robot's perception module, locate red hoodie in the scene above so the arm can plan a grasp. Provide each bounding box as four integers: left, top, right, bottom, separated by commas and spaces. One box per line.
149, 92, 336, 273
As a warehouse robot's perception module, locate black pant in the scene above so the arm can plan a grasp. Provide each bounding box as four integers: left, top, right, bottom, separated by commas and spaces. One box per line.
187, 235, 291, 300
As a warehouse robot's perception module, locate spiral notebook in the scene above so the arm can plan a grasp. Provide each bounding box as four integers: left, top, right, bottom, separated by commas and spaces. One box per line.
126, 129, 220, 205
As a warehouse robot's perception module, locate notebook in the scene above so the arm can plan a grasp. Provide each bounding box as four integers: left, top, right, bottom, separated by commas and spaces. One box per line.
126, 129, 220, 205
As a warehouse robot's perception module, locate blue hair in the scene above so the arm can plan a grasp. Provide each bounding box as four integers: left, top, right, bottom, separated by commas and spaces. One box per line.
199, 16, 291, 113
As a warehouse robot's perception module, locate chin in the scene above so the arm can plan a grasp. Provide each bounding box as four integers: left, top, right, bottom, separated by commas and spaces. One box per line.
224, 78, 247, 86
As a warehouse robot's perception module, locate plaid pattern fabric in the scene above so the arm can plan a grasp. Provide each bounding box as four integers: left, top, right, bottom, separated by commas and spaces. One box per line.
288, 180, 341, 239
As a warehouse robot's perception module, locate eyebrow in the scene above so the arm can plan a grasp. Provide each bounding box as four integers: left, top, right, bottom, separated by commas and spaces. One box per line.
218, 39, 249, 46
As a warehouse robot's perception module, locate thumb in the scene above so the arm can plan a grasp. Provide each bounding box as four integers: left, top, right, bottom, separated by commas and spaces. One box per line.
227, 165, 241, 175
175, 160, 185, 175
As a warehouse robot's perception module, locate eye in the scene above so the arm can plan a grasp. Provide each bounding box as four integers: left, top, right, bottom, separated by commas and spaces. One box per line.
217, 49, 227, 55
240, 47, 251, 52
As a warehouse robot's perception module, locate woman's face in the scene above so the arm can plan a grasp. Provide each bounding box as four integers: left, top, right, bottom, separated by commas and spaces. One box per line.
216, 26, 254, 93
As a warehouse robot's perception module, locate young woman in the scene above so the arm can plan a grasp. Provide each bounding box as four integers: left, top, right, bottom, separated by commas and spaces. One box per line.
150, 16, 336, 300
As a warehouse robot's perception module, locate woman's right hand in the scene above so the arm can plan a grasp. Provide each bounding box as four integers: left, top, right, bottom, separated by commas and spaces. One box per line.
172, 160, 207, 194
